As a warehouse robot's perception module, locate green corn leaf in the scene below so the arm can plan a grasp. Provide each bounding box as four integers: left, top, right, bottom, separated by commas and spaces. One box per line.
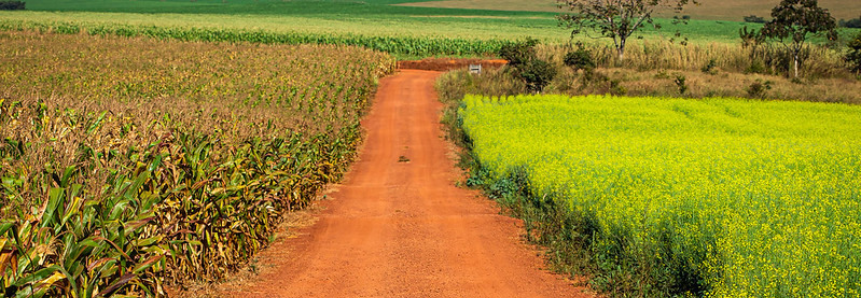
59, 166, 77, 188
30, 269, 68, 297
41, 188, 65, 228
85, 111, 107, 135
12, 265, 60, 287
60, 196, 85, 230
132, 255, 163, 274
0, 222, 13, 235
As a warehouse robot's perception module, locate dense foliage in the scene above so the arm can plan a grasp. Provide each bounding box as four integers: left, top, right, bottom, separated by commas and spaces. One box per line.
459, 94, 861, 297
0, 31, 394, 297
847, 32, 861, 74
838, 17, 861, 29
499, 39, 556, 92
0, 1, 24, 10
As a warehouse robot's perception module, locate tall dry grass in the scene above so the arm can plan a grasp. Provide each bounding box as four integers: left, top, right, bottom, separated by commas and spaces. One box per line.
436, 39, 860, 104
537, 40, 853, 78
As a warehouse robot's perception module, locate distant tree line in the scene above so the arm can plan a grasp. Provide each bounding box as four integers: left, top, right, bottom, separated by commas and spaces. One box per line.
839, 17, 861, 29
0, 1, 25, 10
744, 15, 766, 23
748, 14, 861, 28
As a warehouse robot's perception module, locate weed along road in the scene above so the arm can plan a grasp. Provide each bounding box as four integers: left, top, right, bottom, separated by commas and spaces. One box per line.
221, 70, 592, 297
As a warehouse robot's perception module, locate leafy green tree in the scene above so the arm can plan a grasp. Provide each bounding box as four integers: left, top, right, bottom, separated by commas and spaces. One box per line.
556, 0, 697, 60
761, 0, 837, 78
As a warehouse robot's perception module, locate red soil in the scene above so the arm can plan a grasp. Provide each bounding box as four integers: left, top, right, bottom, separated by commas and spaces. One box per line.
220, 70, 592, 298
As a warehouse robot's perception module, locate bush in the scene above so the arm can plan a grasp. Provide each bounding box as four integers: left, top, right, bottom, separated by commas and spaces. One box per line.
846, 32, 861, 74
0, 1, 25, 10
499, 38, 540, 68
744, 15, 766, 23
564, 44, 596, 71
499, 38, 557, 93
521, 59, 557, 93
701, 59, 718, 75
839, 17, 861, 29
747, 79, 773, 98
745, 59, 769, 74
674, 73, 688, 95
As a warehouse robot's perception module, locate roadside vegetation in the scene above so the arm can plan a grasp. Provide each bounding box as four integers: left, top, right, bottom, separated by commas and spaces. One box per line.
0, 31, 393, 296
439, 40, 861, 103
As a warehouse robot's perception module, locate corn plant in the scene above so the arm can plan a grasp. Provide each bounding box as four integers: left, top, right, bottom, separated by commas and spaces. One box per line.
0, 30, 394, 296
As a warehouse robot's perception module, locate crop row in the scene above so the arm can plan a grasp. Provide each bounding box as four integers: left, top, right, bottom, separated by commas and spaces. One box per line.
0, 19, 510, 57
459, 94, 861, 297
0, 31, 394, 296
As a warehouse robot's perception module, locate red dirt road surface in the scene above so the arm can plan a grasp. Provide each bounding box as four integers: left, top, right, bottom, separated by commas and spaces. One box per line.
224, 70, 593, 298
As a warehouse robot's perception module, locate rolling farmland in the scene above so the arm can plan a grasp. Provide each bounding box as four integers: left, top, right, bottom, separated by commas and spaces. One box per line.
5, 0, 858, 54
1, 0, 861, 296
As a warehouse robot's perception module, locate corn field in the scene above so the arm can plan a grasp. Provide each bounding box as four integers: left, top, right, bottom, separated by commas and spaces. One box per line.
0, 31, 394, 296
0, 19, 509, 57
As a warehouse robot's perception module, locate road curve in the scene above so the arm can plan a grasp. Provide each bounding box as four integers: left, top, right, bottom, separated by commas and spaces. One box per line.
224, 70, 593, 298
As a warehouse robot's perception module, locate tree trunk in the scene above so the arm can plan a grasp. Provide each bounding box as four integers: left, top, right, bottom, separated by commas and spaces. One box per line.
617, 40, 626, 61
793, 52, 799, 78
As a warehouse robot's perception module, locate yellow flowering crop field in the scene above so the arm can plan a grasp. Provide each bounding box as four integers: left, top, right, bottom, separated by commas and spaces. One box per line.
460, 94, 861, 297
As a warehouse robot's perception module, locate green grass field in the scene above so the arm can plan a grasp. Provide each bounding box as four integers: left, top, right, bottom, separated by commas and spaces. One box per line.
8, 0, 853, 48
402, 0, 861, 21
460, 94, 861, 297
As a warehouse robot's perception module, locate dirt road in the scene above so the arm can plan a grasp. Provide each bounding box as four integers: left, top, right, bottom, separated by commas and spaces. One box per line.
224, 70, 592, 298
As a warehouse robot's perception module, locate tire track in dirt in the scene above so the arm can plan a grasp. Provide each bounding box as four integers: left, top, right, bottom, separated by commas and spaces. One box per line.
222, 70, 594, 298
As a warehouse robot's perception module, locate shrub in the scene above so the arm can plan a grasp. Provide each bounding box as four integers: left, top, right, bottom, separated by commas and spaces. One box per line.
520, 59, 557, 93
0, 1, 25, 10
747, 79, 773, 98
499, 38, 557, 93
499, 38, 540, 68
674, 73, 688, 95
745, 59, 769, 74
839, 17, 861, 29
701, 59, 718, 75
609, 79, 627, 95
744, 15, 766, 23
564, 44, 596, 71
846, 32, 861, 74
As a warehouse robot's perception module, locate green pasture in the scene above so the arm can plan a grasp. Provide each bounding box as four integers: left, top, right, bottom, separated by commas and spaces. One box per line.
3, 0, 808, 47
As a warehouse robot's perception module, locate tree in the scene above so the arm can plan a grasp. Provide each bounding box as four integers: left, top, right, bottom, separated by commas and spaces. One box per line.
761, 0, 837, 78
556, 0, 697, 60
